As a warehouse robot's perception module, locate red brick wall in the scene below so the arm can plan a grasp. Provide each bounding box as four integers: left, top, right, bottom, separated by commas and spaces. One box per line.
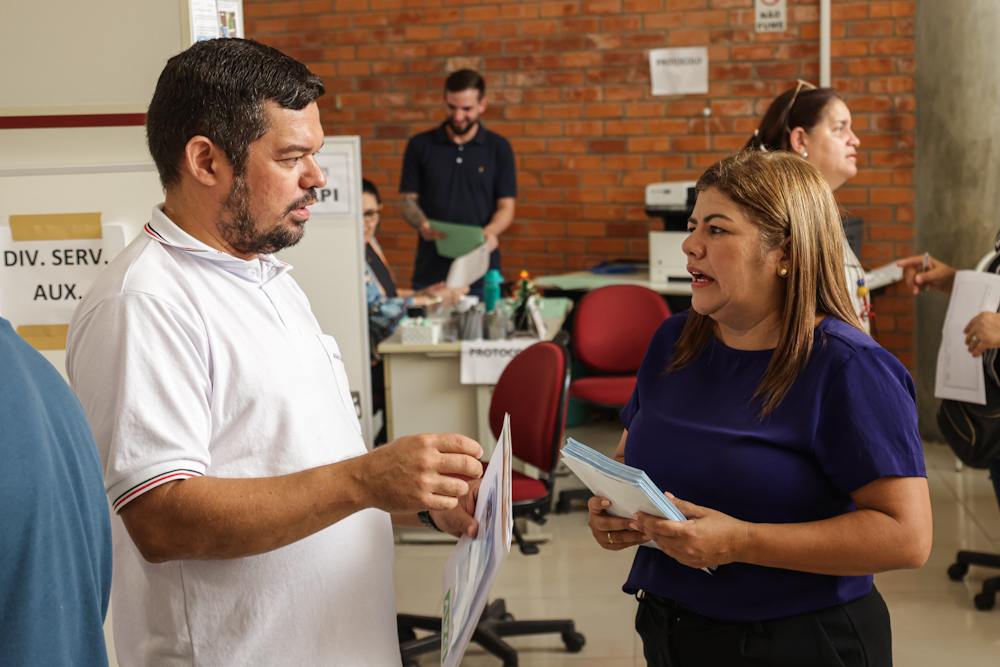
245, 0, 916, 369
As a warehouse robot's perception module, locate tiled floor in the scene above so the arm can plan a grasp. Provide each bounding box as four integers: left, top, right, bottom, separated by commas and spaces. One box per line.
393, 420, 1000, 666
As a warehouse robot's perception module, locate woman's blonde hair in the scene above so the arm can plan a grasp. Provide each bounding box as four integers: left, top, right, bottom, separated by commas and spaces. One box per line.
667, 149, 863, 417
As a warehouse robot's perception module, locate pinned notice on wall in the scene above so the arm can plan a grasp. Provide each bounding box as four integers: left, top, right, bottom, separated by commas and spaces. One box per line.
311, 150, 355, 217
187, 0, 244, 43
649, 47, 709, 97
755, 0, 787, 33
0, 214, 125, 350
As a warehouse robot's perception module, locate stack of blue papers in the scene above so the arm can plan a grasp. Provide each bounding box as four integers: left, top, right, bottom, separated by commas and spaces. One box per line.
561, 437, 686, 521
561, 437, 713, 573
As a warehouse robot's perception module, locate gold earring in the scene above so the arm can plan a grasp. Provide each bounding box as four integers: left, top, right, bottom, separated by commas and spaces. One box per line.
780, 268, 788, 277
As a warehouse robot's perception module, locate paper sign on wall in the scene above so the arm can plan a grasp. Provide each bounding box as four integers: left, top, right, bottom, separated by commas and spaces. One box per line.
312, 151, 355, 216
649, 47, 709, 97
755, 0, 787, 33
189, 0, 244, 43
0, 215, 126, 350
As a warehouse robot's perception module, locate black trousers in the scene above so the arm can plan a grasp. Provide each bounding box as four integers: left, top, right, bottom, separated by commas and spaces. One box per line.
635, 587, 892, 667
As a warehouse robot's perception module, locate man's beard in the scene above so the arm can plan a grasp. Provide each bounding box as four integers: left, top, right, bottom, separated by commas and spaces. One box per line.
217, 175, 315, 256
447, 118, 479, 137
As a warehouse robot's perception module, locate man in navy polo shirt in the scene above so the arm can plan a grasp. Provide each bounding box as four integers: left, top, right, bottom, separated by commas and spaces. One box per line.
399, 69, 517, 297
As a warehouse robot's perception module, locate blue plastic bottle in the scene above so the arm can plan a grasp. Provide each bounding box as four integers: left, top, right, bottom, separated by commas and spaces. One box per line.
483, 269, 504, 312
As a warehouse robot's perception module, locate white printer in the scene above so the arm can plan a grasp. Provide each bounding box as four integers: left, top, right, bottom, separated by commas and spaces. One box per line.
645, 181, 697, 285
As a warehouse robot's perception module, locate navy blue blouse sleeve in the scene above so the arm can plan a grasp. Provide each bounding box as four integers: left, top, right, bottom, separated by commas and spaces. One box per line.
620, 312, 687, 431
812, 346, 926, 495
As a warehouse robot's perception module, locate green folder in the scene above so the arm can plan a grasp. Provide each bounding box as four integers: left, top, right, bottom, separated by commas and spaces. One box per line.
428, 219, 486, 259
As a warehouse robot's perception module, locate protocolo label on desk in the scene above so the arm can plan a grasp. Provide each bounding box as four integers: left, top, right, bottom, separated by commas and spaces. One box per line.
460, 338, 537, 385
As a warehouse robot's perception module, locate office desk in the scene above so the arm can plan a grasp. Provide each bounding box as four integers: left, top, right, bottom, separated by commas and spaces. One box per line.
378, 300, 570, 458
533, 270, 693, 296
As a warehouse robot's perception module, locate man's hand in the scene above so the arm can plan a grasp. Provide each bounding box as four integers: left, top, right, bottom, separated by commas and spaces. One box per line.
897, 254, 957, 296
632, 493, 749, 570
430, 477, 483, 538
485, 231, 499, 252
587, 496, 646, 551
419, 222, 447, 242
965, 311, 1000, 357
351, 434, 483, 514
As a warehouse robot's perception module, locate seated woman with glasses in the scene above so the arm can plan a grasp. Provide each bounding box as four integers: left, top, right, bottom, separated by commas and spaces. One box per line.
362, 179, 467, 442
748, 81, 872, 332
586, 150, 931, 667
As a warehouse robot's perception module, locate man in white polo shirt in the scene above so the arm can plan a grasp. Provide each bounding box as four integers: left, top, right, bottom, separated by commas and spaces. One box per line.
66, 39, 484, 667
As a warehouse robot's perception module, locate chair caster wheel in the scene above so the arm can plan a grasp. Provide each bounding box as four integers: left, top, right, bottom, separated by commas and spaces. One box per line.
562, 631, 586, 652
974, 592, 996, 611
948, 562, 969, 581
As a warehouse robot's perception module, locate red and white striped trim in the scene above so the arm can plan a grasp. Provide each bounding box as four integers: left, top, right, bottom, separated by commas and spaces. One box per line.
111, 468, 202, 513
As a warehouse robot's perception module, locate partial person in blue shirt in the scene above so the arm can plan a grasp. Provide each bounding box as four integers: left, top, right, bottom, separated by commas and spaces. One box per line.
586, 150, 931, 667
0, 316, 112, 666
363, 179, 467, 443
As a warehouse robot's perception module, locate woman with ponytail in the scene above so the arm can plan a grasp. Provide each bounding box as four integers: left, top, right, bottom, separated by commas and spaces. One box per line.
748, 81, 873, 333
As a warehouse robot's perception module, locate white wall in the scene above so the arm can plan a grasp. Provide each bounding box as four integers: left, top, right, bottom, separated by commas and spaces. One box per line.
0, 0, 184, 115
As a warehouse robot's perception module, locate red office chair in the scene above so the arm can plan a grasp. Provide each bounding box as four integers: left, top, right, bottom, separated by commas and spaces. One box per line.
397, 339, 585, 666
557, 285, 671, 513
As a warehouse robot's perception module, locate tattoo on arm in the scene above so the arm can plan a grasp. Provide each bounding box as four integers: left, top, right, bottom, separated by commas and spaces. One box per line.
400, 193, 427, 230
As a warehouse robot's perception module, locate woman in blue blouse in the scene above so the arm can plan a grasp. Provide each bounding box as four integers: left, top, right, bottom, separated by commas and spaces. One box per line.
587, 150, 931, 666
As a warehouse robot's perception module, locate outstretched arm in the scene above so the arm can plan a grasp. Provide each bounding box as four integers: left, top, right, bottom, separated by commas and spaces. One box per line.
400, 192, 446, 241
632, 475, 932, 575
121, 434, 483, 562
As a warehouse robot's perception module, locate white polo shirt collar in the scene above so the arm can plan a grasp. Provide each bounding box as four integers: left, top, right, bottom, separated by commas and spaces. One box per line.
143, 205, 291, 286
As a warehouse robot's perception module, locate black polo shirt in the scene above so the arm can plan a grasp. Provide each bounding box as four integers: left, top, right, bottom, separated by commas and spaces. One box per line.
400, 122, 517, 290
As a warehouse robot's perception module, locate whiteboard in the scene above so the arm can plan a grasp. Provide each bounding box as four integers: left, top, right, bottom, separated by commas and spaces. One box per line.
0, 140, 374, 448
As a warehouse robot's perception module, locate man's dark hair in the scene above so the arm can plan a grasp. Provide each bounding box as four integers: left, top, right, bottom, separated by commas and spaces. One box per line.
444, 69, 485, 100
146, 38, 325, 189
361, 178, 381, 205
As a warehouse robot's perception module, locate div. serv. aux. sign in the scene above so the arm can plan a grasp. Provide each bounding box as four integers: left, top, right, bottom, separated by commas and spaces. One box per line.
755, 0, 787, 33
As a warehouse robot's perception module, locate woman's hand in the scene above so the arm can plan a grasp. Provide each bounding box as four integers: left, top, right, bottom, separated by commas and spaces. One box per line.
965, 311, 1000, 357
632, 494, 750, 570
587, 496, 646, 551
896, 254, 957, 296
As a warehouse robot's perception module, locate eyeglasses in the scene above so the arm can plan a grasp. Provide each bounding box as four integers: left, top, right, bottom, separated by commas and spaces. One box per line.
784, 79, 817, 123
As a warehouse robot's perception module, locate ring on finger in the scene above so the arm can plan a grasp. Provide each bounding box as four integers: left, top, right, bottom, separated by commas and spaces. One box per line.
607, 531, 613, 545
973, 334, 980, 342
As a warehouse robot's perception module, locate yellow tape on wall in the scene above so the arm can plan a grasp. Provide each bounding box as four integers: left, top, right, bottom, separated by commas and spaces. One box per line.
9, 213, 103, 241
17, 324, 70, 351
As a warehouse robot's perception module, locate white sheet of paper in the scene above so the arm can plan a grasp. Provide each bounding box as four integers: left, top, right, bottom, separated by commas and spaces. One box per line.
446, 242, 491, 288
441, 414, 512, 667
865, 262, 904, 291
935, 271, 1000, 404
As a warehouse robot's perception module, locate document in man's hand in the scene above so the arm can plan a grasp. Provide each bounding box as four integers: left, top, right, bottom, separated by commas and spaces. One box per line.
560, 437, 713, 573
441, 414, 512, 667
429, 219, 486, 259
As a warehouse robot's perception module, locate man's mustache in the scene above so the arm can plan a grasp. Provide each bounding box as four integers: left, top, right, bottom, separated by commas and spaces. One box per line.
283, 188, 318, 217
